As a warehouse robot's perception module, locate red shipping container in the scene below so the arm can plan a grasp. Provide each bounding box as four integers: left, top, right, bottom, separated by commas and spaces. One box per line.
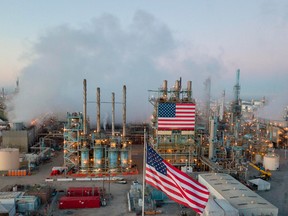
59, 196, 101, 209
67, 187, 99, 197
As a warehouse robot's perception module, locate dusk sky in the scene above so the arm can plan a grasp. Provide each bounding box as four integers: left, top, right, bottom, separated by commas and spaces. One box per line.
0, 1, 287, 124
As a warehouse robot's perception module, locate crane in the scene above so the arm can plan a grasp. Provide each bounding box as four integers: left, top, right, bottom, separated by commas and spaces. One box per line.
249, 162, 272, 180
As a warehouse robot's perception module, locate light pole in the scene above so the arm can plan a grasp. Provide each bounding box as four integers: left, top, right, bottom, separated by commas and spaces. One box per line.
285, 133, 287, 159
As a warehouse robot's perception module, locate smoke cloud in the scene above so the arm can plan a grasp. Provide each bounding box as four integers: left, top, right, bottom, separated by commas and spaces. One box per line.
6, 11, 230, 125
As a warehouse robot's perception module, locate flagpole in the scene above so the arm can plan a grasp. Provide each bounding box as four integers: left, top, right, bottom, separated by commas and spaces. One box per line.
142, 127, 146, 216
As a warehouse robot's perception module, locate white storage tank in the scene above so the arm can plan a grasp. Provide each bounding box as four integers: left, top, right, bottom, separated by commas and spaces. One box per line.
254, 154, 263, 164
0, 148, 20, 171
263, 153, 279, 171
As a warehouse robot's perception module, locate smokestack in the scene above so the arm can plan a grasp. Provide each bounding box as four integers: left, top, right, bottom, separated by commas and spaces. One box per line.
163, 80, 167, 100
187, 81, 192, 100
122, 85, 126, 139
96, 87, 101, 133
83, 79, 87, 135
112, 92, 115, 137
175, 80, 180, 100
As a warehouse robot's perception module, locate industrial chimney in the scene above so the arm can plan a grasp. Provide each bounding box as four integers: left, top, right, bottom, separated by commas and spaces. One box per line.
187, 81, 192, 101
83, 79, 87, 135
96, 87, 101, 134
112, 92, 115, 137
122, 85, 126, 139
163, 80, 167, 100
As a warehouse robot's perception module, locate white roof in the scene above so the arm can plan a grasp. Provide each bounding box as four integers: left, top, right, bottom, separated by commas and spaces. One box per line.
201, 198, 225, 216
0, 203, 14, 213
214, 199, 238, 216
248, 178, 270, 191
198, 173, 278, 216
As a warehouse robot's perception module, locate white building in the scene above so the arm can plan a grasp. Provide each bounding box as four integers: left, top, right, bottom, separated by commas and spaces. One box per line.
198, 173, 278, 216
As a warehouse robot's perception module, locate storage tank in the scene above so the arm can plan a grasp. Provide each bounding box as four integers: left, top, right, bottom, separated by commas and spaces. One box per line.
263, 153, 279, 170
81, 148, 89, 170
108, 148, 118, 169
255, 154, 262, 164
93, 146, 103, 169
0, 148, 20, 171
120, 149, 129, 168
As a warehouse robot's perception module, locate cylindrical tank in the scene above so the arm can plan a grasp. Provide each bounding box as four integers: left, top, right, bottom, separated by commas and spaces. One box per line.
255, 154, 262, 164
108, 148, 118, 169
263, 153, 279, 170
120, 149, 129, 168
81, 149, 89, 169
93, 146, 103, 169
0, 148, 20, 171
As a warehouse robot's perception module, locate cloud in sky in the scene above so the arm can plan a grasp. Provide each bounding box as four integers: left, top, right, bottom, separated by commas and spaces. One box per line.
6, 10, 287, 124
7, 11, 226, 125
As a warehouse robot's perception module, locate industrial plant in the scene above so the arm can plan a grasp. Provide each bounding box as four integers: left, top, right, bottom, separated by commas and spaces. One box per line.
0, 71, 287, 215
63, 80, 133, 175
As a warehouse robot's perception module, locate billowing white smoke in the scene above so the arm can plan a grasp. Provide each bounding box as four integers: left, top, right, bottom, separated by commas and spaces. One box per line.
7, 11, 225, 125
257, 93, 288, 121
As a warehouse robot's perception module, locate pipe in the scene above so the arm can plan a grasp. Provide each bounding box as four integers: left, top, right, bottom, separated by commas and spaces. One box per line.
112, 92, 115, 137
97, 87, 101, 133
123, 85, 126, 139
83, 79, 87, 135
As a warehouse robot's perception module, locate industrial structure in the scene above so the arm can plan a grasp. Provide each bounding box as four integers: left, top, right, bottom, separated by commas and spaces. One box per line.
1, 123, 36, 153
199, 173, 278, 215
63, 79, 133, 174
0, 148, 20, 171
147, 71, 287, 200
148, 79, 196, 171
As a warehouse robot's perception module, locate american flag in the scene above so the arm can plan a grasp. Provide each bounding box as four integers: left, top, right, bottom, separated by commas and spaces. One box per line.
145, 145, 210, 214
157, 103, 195, 130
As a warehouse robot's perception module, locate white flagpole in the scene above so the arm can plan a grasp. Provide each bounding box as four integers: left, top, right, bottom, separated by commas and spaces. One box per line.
142, 127, 146, 216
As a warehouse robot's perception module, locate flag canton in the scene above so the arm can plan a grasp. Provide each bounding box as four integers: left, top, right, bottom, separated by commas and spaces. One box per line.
158, 103, 176, 117
147, 145, 167, 175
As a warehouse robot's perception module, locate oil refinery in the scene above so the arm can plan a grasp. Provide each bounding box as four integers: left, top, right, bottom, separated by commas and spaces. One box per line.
63, 80, 133, 175
0, 72, 287, 216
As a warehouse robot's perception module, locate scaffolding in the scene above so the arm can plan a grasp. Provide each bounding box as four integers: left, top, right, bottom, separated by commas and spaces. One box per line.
148, 79, 197, 171
63, 112, 83, 172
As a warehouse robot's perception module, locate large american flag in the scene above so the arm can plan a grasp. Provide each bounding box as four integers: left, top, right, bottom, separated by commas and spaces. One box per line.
145, 145, 210, 214
157, 103, 195, 130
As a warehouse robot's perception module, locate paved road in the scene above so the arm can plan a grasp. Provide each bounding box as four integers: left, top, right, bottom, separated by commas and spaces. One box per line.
255, 149, 288, 216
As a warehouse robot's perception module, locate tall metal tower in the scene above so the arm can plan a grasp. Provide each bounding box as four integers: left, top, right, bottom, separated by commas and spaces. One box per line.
231, 69, 242, 139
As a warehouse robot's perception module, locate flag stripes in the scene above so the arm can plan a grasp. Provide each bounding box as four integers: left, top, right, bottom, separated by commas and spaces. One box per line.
157, 103, 196, 130
145, 145, 209, 214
